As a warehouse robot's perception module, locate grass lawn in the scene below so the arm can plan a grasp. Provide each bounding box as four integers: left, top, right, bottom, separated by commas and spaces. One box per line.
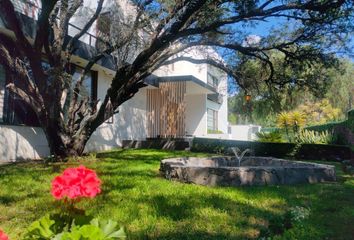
0, 149, 353, 239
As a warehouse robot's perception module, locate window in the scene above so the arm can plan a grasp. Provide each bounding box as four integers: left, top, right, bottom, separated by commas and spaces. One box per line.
0, 64, 97, 126
0, 64, 40, 126
207, 73, 218, 87
71, 65, 97, 102
207, 108, 218, 131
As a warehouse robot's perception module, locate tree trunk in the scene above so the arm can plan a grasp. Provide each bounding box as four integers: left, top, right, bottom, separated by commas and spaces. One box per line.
43, 121, 91, 160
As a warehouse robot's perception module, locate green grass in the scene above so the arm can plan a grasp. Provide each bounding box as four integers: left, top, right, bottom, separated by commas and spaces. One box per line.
0, 149, 353, 239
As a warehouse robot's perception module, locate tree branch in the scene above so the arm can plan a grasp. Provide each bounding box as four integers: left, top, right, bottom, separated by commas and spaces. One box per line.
66, 0, 105, 53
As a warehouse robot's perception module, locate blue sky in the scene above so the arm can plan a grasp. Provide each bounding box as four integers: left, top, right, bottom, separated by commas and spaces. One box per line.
243, 18, 354, 59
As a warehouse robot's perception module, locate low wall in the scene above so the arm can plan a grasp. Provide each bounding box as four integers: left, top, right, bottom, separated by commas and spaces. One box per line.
122, 139, 190, 150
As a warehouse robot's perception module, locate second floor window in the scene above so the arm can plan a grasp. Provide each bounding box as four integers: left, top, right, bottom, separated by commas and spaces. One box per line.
70, 65, 98, 105
207, 73, 218, 88
207, 108, 218, 131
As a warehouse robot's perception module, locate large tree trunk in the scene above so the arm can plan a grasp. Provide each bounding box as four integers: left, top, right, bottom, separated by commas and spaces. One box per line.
42, 119, 92, 159
44, 128, 82, 159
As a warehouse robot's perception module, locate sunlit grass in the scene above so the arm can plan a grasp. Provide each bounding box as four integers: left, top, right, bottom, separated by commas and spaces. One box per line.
0, 149, 353, 239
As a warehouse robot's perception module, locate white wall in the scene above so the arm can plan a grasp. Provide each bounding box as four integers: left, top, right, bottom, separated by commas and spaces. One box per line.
154, 60, 208, 83
0, 125, 50, 162
85, 88, 147, 152
153, 47, 227, 84
229, 125, 261, 141
185, 94, 207, 136
85, 69, 148, 152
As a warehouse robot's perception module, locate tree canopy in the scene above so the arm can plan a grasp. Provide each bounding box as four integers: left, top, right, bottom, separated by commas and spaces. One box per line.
228, 58, 354, 126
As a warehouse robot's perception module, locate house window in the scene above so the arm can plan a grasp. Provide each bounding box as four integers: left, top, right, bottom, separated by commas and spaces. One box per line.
207, 108, 218, 131
207, 73, 218, 88
0, 64, 40, 126
0, 64, 97, 126
71, 66, 97, 101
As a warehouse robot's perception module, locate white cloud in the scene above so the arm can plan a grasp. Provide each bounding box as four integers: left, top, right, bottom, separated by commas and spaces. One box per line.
243, 35, 261, 46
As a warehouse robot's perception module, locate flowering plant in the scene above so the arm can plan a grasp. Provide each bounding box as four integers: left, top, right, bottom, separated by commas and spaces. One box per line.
0, 229, 9, 240
51, 165, 101, 201
24, 165, 126, 239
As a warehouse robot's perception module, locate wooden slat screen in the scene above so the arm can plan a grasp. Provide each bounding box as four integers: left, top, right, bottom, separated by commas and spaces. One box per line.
147, 81, 186, 138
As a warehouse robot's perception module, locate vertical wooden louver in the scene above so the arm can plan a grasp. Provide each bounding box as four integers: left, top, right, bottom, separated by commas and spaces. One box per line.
147, 81, 186, 138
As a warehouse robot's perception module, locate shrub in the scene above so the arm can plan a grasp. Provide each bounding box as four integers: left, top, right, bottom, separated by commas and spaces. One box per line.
256, 131, 284, 143
305, 121, 341, 132
24, 166, 126, 240
24, 215, 125, 240
191, 137, 352, 161
295, 130, 333, 144
191, 138, 295, 158
277, 111, 306, 142
207, 129, 224, 134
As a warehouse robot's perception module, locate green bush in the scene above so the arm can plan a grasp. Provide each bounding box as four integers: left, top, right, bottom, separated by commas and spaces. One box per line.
207, 129, 224, 134
256, 131, 284, 143
305, 121, 342, 132
191, 138, 296, 158
295, 130, 333, 144
24, 214, 126, 240
305, 109, 354, 146
191, 138, 352, 161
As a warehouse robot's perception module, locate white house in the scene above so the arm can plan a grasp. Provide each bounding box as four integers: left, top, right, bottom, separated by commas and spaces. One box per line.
0, 0, 228, 161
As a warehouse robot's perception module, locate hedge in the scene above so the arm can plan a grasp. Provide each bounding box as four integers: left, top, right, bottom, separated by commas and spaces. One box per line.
305, 109, 354, 133
191, 137, 352, 162
304, 109, 354, 146
305, 121, 343, 132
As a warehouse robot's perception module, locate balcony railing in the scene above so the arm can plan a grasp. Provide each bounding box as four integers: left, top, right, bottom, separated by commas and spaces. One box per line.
11, 0, 109, 49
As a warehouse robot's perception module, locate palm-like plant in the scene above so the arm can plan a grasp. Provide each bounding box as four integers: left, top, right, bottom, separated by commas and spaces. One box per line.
277, 112, 292, 129
277, 112, 292, 141
291, 111, 306, 132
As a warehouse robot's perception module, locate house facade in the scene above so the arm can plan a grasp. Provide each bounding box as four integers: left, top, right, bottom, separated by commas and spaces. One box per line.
0, 0, 228, 162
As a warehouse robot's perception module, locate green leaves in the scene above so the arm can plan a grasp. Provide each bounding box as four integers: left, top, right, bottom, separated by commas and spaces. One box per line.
24, 215, 56, 239
23, 215, 126, 240
295, 130, 333, 144
256, 131, 284, 143
90, 218, 126, 239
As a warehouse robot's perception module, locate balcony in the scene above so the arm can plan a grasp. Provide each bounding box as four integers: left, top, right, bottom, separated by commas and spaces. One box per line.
1, 0, 116, 70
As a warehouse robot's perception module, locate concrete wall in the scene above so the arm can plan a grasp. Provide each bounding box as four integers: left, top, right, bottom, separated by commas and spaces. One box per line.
0, 125, 50, 161
229, 125, 261, 141
185, 94, 207, 136
154, 60, 208, 84
85, 68, 148, 152
85, 87, 148, 152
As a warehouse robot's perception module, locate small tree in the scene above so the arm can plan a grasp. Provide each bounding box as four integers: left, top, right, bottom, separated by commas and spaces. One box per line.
0, 0, 353, 158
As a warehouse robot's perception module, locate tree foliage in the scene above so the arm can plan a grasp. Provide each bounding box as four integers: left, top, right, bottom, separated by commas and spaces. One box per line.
228, 57, 353, 126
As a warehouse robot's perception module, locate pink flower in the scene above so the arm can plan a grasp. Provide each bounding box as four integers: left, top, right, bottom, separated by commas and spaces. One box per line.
51, 165, 101, 200
0, 229, 9, 240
